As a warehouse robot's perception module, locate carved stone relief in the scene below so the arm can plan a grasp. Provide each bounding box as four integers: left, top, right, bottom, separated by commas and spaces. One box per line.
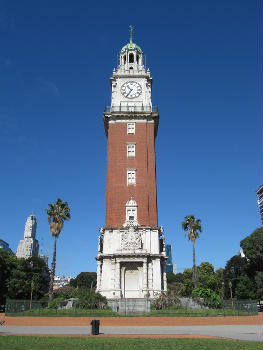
121, 226, 142, 250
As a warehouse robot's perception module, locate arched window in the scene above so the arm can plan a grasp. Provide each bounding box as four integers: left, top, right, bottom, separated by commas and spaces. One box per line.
124, 55, 126, 64
124, 198, 138, 226
129, 53, 134, 63
136, 55, 139, 63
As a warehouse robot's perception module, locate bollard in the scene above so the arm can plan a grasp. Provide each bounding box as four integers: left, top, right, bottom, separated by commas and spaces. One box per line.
90, 319, 100, 335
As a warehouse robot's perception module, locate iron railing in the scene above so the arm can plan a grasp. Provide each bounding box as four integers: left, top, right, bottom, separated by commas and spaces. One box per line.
104, 106, 158, 113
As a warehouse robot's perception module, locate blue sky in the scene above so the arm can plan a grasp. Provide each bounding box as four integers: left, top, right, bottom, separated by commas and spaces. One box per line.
0, 0, 262, 277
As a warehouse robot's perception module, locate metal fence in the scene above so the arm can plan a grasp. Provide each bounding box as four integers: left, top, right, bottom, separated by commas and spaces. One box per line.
4, 298, 258, 316
221, 299, 258, 315
104, 106, 158, 113
5, 299, 48, 315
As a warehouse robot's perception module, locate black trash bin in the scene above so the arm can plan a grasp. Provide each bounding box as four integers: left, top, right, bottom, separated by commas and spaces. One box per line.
90, 319, 100, 335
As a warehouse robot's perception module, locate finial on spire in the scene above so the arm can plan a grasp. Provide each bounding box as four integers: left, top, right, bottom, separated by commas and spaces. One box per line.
129, 24, 133, 43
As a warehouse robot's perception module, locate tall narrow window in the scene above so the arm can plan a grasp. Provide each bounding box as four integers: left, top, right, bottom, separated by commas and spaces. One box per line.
127, 122, 135, 134
129, 53, 134, 63
127, 208, 136, 221
124, 198, 138, 226
127, 169, 136, 185
127, 143, 135, 158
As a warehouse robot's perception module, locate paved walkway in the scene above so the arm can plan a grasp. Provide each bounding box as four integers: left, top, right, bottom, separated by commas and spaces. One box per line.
1, 325, 262, 342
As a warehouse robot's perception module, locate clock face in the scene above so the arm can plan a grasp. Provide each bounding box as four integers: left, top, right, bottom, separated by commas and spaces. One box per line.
121, 81, 142, 99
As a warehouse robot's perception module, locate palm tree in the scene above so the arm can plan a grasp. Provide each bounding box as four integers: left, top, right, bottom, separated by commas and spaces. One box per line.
46, 198, 70, 302
182, 215, 202, 289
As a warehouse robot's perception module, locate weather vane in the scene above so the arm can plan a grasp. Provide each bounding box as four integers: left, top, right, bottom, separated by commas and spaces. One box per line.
129, 24, 133, 43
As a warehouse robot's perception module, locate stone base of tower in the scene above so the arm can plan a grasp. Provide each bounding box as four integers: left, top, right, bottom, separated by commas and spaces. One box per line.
96, 226, 167, 300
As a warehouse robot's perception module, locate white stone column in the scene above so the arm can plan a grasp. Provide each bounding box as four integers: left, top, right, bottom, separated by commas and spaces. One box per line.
163, 261, 167, 292
116, 261, 121, 296
143, 260, 148, 292
97, 260, 102, 291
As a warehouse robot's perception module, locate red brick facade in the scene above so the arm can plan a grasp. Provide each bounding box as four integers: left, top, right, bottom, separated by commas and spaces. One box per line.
105, 121, 158, 227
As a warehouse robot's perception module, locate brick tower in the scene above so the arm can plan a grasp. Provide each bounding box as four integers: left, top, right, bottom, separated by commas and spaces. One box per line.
96, 28, 167, 299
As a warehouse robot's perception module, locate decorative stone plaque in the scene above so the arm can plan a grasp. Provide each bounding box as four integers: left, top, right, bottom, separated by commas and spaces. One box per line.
121, 226, 142, 250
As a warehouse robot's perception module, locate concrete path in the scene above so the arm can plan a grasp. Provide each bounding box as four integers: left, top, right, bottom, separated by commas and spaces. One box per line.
1, 325, 262, 342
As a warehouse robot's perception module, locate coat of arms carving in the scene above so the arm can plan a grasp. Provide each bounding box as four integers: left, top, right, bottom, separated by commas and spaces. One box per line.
121, 227, 142, 250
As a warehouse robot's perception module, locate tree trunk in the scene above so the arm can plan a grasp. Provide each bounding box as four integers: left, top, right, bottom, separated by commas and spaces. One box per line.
48, 236, 57, 303
192, 239, 198, 289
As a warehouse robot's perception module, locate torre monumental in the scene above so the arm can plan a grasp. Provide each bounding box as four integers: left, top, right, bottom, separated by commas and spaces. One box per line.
96, 28, 167, 299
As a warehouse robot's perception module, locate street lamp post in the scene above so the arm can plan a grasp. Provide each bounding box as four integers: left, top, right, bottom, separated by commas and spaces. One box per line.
30, 280, 34, 310
229, 280, 234, 311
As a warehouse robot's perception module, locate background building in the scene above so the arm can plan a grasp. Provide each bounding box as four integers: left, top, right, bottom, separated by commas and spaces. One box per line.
16, 215, 39, 259
0, 239, 13, 254
165, 244, 177, 274
39, 254, 49, 266
256, 185, 263, 225
53, 275, 72, 290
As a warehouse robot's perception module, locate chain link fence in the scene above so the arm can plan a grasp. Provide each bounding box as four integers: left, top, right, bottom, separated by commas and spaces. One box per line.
221, 299, 258, 315
4, 298, 258, 316
5, 299, 48, 315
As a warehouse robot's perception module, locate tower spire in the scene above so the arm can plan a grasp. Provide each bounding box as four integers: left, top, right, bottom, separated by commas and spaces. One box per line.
129, 24, 133, 43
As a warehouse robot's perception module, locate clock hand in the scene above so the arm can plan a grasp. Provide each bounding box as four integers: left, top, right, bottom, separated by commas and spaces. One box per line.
126, 87, 133, 97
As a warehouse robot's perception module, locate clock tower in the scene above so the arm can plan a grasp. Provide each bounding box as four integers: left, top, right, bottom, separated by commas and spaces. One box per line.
96, 27, 167, 300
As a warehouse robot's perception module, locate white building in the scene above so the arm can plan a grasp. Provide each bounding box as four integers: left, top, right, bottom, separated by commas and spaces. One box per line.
16, 215, 39, 259
53, 275, 73, 290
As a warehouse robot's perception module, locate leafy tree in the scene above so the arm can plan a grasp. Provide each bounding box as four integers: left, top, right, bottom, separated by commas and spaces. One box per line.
6, 256, 49, 300
46, 198, 71, 302
224, 228, 263, 300
241, 227, 263, 277
197, 262, 217, 291
179, 268, 194, 296
214, 268, 224, 297
224, 255, 247, 298
167, 273, 184, 297
70, 272, 97, 289
170, 263, 224, 298
235, 275, 256, 299
0, 250, 17, 304
255, 272, 263, 300
196, 262, 224, 296
182, 215, 202, 288
240, 228, 263, 300
53, 285, 78, 299
192, 287, 221, 308
166, 272, 178, 284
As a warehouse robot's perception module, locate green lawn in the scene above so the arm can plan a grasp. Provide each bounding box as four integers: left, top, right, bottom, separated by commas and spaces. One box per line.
0, 336, 262, 350
146, 307, 251, 317
7, 308, 120, 317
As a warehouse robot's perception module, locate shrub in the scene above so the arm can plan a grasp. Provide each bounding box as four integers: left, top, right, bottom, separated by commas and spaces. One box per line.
52, 287, 108, 310
152, 292, 181, 310
53, 286, 77, 299
48, 297, 65, 309
192, 288, 221, 308
75, 291, 107, 309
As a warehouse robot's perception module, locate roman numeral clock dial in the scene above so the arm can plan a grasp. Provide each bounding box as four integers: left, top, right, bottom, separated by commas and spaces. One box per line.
121, 81, 142, 99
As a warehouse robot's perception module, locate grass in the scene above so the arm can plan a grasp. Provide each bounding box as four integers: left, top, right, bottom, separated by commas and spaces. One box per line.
6, 307, 255, 317
0, 336, 262, 350
146, 307, 251, 317
7, 308, 119, 317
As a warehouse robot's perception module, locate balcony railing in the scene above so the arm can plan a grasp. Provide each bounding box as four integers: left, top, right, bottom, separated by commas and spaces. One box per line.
104, 106, 158, 113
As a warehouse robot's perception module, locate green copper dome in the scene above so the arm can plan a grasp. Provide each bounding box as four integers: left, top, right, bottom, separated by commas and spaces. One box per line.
120, 42, 143, 54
